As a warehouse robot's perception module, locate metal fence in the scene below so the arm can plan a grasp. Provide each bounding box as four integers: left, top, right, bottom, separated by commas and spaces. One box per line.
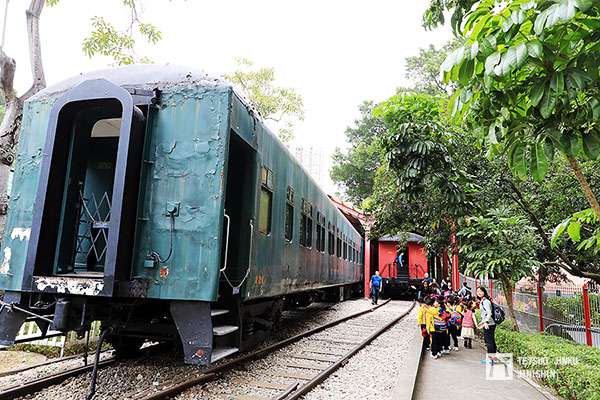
459, 273, 600, 349
12, 320, 102, 356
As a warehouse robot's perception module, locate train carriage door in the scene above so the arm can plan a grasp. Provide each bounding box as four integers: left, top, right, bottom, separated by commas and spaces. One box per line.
221, 132, 257, 289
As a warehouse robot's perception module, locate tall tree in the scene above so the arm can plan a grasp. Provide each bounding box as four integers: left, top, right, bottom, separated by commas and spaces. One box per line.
0, 0, 163, 241
460, 207, 542, 331
331, 42, 456, 206
441, 0, 600, 218
330, 101, 385, 205
225, 58, 304, 143
404, 41, 460, 95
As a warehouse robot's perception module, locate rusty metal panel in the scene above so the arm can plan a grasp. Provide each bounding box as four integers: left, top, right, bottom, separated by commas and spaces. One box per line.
0, 101, 52, 291
131, 87, 231, 301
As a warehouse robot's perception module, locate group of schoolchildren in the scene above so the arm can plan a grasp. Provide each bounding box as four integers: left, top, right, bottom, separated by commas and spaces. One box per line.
417, 284, 480, 359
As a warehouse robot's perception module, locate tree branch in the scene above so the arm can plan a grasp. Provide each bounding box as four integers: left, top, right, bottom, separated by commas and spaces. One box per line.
567, 155, 600, 220
21, 0, 46, 101
502, 176, 584, 275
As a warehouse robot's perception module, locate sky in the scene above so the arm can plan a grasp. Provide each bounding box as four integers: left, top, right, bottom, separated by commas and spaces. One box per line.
4, 0, 451, 194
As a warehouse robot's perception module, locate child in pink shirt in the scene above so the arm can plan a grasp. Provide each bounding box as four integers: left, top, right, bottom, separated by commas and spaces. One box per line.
461, 301, 478, 348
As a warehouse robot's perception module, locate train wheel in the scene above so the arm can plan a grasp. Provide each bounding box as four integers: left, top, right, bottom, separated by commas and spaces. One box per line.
109, 336, 145, 358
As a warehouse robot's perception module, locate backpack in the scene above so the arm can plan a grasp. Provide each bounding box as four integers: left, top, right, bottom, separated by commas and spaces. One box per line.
434, 319, 447, 332
491, 302, 505, 325
450, 310, 463, 326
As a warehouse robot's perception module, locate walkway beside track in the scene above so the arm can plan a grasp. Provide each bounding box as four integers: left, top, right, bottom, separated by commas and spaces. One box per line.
413, 342, 556, 400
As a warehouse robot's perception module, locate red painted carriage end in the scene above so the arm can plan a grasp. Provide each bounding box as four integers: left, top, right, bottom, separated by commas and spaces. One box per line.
377, 236, 428, 280
364, 239, 372, 298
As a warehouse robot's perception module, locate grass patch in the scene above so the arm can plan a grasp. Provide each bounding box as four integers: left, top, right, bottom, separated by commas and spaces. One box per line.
496, 326, 600, 400
9, 339, 111, 359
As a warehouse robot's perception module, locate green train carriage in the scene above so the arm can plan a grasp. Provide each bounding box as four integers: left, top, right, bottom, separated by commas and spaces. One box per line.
0, 65, 363, 365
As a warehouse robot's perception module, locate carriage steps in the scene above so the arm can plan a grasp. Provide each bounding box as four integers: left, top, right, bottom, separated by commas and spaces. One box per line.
210, 307, 240, 363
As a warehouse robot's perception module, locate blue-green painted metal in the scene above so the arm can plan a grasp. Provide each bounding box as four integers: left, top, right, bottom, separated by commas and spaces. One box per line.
0, 65, 362, 306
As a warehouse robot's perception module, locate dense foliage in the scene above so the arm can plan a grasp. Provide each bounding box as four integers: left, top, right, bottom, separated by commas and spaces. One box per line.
330, 101, 385, 205
442, 0, 600, 256
460, 207, 542, 328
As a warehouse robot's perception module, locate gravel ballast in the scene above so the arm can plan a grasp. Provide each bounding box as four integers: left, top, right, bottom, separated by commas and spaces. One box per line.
301, 303, 418, 400
10, 298, 380, 400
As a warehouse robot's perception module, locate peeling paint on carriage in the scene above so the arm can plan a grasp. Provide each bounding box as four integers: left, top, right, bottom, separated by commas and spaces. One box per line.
33, 276, 105, 296
10, 228, 31, 241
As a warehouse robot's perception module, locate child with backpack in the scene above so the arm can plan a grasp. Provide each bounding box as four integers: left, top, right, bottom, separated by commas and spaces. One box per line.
417, 297, 431, 351
447, 296, 463, 351
461, 300, 478, 349
426, 297, 448, 359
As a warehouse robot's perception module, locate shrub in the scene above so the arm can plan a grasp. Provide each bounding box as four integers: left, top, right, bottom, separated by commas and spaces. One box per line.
496, 327, 600, 400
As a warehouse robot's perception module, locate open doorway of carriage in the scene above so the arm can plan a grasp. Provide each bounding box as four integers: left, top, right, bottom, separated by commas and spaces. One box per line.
217, 131, 259, 351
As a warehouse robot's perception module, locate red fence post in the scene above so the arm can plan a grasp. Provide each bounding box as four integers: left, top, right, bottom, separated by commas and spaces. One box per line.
583, 282, 593, 347
537, 280, 544, 333
450, 222, 459, 291
489, 280, 494, 299
364, 239, 371, 299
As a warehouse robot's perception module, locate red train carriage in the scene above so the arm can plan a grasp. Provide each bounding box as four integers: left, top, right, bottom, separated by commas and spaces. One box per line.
377, 233, 428, 298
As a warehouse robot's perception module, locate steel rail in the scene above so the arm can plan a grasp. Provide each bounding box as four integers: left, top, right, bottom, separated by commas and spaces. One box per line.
134, 299, 395, 400
0, 359, 116, 400
0, 349, 112, 378
280, 301, 416, 400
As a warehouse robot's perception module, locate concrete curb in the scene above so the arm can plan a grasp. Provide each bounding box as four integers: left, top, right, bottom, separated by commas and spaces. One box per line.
392, 308, 422, 400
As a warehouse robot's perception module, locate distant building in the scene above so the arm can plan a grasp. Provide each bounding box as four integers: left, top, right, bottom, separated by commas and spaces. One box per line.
290, 144, 334, 192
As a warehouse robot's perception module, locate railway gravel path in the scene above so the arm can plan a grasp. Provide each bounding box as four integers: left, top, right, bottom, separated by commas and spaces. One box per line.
301, 303, 418, 400
170, 300, 414, 400
11, 299, 375, 400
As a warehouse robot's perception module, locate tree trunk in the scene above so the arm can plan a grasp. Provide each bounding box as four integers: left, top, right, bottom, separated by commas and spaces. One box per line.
567, 156, 600, 219
0, 0, 46, 239
500, 277, 519, 332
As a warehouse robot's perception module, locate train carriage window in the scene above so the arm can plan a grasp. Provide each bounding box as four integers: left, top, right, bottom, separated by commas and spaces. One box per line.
328, 223, 334, 255
336, 229, 342, 258
259, 166, 273, 235
316, 212, 322, 251
285, 186, 294, 241
343, 237, 348, 260
299, 199, 313, 248
320, 216, 326, 252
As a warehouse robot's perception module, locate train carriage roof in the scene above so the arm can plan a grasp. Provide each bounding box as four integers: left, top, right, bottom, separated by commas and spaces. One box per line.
30, 64, 232, 101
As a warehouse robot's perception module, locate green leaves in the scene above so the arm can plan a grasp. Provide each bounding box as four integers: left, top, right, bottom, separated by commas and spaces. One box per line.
530, 80, 546, 107
439, 0, 599, 187
508, 141, 527, 179
582, 132, 600, 160
539, 87, 557, 118
551, 208, 600, 252
527, 41, 543, 59
530, 141, 549, 182
226, 58, 304, 143
459, 207, 540, 285
82, 1, 163, 65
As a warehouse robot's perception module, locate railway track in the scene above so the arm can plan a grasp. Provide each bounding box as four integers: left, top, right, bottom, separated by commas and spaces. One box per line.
0, 342, 164, 400
0, 357, 116, 400
131, 300, 415, 400
0, 349, 113, 379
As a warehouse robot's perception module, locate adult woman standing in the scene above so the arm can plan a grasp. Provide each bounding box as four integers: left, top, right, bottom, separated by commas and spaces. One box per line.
477, 286, 497, 353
